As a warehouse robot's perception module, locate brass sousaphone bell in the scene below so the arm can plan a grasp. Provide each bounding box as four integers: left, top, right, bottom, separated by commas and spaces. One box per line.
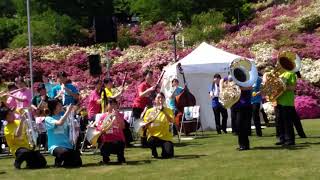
219, 58, 258, 108
261, 51, 301, 102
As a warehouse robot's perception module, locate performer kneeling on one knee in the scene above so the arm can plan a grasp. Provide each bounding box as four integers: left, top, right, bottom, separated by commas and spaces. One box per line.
143, 92, 174, 158
97, 98, 126, 164
1, 106, 47, 169
45, 99, 82, 167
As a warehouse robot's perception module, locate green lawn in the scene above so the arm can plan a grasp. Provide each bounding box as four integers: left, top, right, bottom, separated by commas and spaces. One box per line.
1, 119, 320, 180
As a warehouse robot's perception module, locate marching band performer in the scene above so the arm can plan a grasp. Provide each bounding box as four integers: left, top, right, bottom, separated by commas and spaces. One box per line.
52, 71, 79, 106
100, 78, 124, 113
45, 99, 82, 167
87, 79, 103, 122
1, 106, 47, 169
209, 74, 228, 134
96, 98, 126, 164
133, 70, 156, 146
143, 92, 174, 158
8, 77, 32, 110
275, 70, 297, 146
251, 71, 263, 136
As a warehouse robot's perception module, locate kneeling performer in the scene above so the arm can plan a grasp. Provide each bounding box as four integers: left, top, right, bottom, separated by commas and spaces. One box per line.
143, 92, 174, 158
1, 106, 47, 169
45, 99, 82, 167
97, 98, 126, 164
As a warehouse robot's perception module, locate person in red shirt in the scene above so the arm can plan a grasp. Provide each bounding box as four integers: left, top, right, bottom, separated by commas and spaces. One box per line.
87, 79, 103, 122
97, 98, 126, 164
132, 70, 156, 119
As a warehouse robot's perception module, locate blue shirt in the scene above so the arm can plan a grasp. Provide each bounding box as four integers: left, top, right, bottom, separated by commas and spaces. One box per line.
45, 114, 73, 154
208, 83, 221, 108
251, 77, 262, 104
45, 82, 55, 99
168, 87, 183, 111
52, 83, 79, 105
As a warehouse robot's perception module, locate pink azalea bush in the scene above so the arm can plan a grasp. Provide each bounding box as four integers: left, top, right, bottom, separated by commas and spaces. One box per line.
295, 96, 320, 119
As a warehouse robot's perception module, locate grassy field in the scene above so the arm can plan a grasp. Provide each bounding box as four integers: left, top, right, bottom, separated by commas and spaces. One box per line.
1, 119, 320, 180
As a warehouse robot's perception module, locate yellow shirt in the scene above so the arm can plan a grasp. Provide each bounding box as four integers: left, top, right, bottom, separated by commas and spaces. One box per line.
101, 87, 113, 113
144, 107, 173, 142
4, 120, 31, 156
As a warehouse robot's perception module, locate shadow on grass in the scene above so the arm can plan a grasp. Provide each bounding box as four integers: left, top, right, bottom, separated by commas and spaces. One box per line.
252, 144, 309, 151
174, 142, 203, 147
300, 141, 320, 145
81, 159, 153, 167
0, 171, 5, 174
174, 154, 207, 160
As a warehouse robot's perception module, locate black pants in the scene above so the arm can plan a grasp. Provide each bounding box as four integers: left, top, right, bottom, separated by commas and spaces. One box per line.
276, 105, 295, 144
52, 147, 82, 167
252, 103, 262, 136
123, 120, 133, 146
292, 107, 306, 137
235, 106, 252, 148
212, 106, 228, 133
260, 107, 269, 124
231, 106, 238, 134
148, 136, 174, 158
100, 141, 125, 162
15, 148, 47, 169
37, 133, 48, 150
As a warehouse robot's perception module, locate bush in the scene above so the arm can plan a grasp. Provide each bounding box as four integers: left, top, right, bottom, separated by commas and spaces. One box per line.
0, 18, 22, 49
183, 10, 225, 45
8, 10, 83, 48
299, 14, 320, 32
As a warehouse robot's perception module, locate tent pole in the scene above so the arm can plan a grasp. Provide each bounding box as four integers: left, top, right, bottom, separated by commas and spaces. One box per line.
26, 0, 34, 97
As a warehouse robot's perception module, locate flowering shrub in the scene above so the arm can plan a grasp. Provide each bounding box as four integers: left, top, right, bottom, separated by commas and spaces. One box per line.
295, 96, 320, 119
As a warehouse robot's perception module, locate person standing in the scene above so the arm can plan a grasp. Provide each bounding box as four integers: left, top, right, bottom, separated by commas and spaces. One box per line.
8, 77, 32, 110
234, 87, 252, 151
275, 70, 297, 146
167, 78, 183, 116
87, 80, 103, 122
52, 71, 79, 106
251, 74, 263, 136
209, 74, 228, 134
100, 78, 124, 113
132, 70, 156, 120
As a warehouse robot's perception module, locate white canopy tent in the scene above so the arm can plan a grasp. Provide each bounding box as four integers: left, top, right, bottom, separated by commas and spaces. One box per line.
161, 42, 249, 130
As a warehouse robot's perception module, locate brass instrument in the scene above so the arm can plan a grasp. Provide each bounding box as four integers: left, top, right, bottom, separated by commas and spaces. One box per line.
80, 112, 116, 152
22, 108, 38, 149
219, 58, 258, 108
261, 51, 301, 102
133, 106, 162, 135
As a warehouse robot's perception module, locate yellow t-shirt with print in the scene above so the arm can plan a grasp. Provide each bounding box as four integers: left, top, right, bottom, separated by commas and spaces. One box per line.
4, 120, 31, 156
143, 107, 173, 142
101, 87, 113, 113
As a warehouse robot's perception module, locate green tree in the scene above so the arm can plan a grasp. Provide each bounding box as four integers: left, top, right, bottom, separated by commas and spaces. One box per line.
183, 10, 225, 45
129, 0, 194, 23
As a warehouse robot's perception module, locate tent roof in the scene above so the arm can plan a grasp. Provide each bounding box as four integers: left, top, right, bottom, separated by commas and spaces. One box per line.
164, 42, 246, 74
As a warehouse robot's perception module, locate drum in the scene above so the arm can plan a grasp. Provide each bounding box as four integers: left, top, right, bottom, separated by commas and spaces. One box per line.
85, 126, 101, 146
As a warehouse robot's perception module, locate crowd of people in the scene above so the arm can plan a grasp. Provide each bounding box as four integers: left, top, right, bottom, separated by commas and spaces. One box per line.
0, 52, 309, 169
